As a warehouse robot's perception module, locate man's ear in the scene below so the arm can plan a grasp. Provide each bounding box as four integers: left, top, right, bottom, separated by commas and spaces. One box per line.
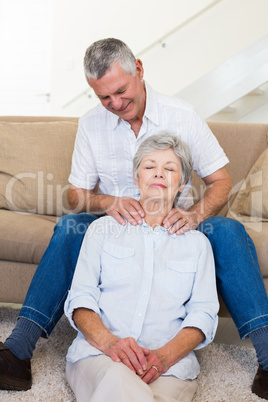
133, 171, 139, 188
135, 59, 144, 80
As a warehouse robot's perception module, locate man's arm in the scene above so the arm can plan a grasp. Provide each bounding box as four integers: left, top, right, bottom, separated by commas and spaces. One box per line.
72, 308, 149, 375
163, 166, 232, 234
67, 185, 144, 226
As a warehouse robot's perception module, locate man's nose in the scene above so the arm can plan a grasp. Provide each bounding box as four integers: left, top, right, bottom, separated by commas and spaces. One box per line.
110, 96, 123, 110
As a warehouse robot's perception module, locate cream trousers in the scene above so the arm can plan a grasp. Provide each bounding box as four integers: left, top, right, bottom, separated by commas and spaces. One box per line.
66, 355, 197, 402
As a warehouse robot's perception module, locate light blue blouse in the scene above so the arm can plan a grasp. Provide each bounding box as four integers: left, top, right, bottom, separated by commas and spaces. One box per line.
65, 216, 219, 380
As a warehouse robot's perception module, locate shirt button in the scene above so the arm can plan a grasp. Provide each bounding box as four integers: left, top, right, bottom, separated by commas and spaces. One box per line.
138, 313, 142, 317
144, 292, 148, 296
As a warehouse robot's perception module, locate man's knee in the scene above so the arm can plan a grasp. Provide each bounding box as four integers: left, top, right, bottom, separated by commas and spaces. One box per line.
199, 216, 245, 238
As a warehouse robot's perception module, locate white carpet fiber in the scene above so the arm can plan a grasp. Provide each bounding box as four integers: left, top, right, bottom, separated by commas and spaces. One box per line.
0, 307, 265, 401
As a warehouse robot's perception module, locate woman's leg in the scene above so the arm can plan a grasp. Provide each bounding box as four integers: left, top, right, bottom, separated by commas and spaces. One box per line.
66, 355, 154, 402
149, 376, 197, 402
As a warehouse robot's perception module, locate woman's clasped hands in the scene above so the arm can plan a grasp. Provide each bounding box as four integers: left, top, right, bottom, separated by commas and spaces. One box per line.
103, 337, 168, 384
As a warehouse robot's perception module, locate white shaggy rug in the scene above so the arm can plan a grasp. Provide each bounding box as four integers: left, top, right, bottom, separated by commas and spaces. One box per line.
0, 307, 265, 401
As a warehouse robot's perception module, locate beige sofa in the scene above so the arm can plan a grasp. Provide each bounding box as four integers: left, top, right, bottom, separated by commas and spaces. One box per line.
0, 116, 267, 317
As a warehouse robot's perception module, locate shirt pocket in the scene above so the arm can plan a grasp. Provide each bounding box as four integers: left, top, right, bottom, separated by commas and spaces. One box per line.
166, 260, 196, 299
101, 241, 135, 282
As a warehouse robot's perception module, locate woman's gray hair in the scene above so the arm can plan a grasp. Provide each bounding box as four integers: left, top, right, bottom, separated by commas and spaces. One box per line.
133, 133, 192, 186
84, 38, 136, 80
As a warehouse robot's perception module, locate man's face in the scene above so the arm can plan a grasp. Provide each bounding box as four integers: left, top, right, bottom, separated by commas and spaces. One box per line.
88, 59, 146, 124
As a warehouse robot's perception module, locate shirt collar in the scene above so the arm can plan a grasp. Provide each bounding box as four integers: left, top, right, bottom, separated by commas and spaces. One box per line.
108, 107, 121, 130
140, 218, 177, 238
122, 217, 179, 238
143, 81, 159, 127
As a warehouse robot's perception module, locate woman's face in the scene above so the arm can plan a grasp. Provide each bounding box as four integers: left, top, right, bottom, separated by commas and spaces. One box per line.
134, 148, 185, 203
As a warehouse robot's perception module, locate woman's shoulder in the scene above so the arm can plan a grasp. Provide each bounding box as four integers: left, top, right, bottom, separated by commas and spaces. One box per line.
184, 229, 211, 247
86, 215, 123, 235
89, 215, 120, 228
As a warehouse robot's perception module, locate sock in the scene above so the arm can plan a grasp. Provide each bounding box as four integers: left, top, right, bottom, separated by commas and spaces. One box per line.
4, 318, 42, 360
249, 326, 268, 371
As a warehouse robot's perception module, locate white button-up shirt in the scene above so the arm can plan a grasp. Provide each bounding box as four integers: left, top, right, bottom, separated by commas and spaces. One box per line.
69, 82, 229, 210
65, 217, 219, 381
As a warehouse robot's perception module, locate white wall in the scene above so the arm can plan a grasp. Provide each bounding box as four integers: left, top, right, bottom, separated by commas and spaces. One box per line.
50, 0, 218, 115
50, 0, 268, 117
238, 103, 268, 124
0, 0, 53, 115
143, 0, 268, 96
176, 36, 268, 119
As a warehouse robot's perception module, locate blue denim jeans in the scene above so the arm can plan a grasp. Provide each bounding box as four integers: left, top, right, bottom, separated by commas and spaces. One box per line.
198, 216, 268, 339
19, 214, 268, 339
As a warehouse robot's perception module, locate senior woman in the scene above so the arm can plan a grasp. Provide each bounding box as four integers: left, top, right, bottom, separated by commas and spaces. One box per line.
64, 133, 219, 402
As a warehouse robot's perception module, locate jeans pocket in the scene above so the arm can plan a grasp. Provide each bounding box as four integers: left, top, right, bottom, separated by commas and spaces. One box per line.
166, 260, 196, 299
101, 241, 135, 282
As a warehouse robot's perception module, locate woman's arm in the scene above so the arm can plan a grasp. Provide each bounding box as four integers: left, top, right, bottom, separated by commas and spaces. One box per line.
73, 307, 149, 376
141, 234, 218, 384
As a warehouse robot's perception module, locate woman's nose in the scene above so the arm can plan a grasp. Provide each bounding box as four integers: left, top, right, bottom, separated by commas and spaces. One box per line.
154, 170, 164, 178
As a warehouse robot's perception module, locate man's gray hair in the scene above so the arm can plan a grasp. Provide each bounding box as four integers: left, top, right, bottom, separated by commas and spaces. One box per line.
133, 133, 192, 186
84, 38, 136, 80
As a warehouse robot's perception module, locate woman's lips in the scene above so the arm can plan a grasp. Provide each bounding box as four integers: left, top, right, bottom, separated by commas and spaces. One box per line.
150, 183, 167, 189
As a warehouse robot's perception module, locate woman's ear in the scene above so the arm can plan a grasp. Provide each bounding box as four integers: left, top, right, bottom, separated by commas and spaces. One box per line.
133, 171, 139, 188
178, 181, 185, 193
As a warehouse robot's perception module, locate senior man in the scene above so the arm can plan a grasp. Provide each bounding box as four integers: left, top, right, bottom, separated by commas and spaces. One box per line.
0, 38, 267, 399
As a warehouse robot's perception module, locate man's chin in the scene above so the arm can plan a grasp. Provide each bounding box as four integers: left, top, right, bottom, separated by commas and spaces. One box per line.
110, 104, 135, 120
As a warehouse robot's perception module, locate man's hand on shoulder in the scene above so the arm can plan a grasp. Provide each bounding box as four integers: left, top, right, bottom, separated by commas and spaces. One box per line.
106, 197, 145, 226
163, 208, 199, 235
68, 185, 144, 226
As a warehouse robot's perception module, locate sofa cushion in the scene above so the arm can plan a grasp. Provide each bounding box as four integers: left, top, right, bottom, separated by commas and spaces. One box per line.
246, 223, 268, 278
227, 148, 268, 222
0, 261, 38, 304
0, 121, 77, 216
0, 210, 57, 264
